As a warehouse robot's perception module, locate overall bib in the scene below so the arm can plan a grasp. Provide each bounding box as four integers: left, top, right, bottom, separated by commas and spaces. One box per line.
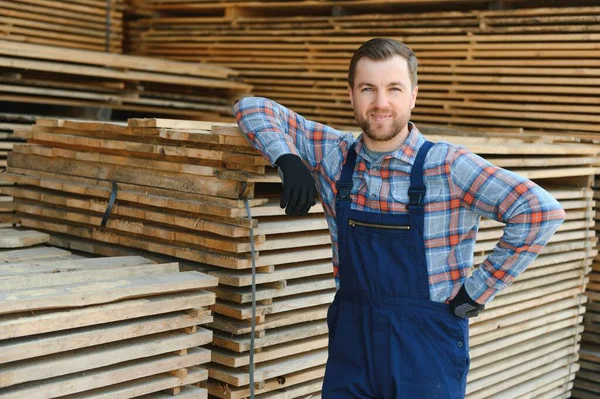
322, 141, 470, 399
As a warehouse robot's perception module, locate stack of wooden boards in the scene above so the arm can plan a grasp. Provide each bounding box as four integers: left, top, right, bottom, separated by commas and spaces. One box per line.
130, 0, 528, 15
1, 0, 124, 52
572, 177, 600, 399
0, 225, 218, 398
128, 5, 600, 133
2, 117, 599, 398
0, 39, 251, 121
0, 113, 26, 223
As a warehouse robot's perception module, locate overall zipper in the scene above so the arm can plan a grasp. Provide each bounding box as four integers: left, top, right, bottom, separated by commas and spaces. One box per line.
348, 219, 410, 230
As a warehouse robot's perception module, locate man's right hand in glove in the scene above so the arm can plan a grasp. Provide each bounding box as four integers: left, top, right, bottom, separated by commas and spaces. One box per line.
275, 154, 317, 216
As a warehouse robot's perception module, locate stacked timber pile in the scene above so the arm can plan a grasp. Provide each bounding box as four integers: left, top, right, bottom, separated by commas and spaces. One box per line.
1, 0, 124, 52
130, 0, 530, 15
0, 225, 217, 398
572, 178, 600, 398
128, 5, 600, 133
0, 114, 29, 214
0, 38, 250, 222
2, 118, 599, 398
0, 40, 251, 122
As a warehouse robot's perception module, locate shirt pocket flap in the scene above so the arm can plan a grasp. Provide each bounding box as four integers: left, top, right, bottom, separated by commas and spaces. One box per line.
390, 180, 444, 204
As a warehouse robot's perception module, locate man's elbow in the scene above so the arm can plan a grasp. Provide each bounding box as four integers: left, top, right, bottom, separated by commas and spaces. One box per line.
548, 194, 567, 223
233, 96, 269, 117
549, 206, 566, 224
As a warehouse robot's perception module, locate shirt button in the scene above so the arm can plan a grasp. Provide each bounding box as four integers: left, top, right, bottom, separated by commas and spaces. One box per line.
457, 341, 463, 348
330, 332, 335, 338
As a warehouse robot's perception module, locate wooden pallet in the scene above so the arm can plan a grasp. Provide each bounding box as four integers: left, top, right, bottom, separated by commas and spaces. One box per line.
0, 243, 217, 398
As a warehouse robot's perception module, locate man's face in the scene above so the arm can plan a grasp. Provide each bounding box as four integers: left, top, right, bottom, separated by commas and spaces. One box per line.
349, 56, 418, 144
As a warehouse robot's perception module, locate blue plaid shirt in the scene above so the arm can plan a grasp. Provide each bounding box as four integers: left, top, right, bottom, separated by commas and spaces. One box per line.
234, 97, 566, 304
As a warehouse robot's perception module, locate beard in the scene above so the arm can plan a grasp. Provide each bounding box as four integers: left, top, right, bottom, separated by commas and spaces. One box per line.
355, 108, 411, 142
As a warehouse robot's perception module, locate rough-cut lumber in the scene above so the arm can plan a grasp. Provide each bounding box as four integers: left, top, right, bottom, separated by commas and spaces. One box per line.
128, 5, 600, 134
0, 228, 48, 248
7, 117, 596, 398
0, 0, 124, 52
0, 246, 217, 398
0, 349, 209, 399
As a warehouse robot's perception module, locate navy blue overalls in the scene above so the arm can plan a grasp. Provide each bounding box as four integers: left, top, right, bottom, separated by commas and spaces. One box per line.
322, 141, 470, 398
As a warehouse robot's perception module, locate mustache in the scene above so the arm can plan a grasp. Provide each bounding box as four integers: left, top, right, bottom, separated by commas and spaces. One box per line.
367, 108, 396, 115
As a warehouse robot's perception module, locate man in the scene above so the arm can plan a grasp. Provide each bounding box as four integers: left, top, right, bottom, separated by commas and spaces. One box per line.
234, 38, 565, 398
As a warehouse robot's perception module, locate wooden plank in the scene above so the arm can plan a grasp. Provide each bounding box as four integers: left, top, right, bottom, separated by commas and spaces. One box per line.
2, 168, 268, 213
209, 275, 335, 304
470, 296, 584, 337
212, 320, 328, 352
0, 228, 48, 248
16, 213, 334, 269
204, 365, 325, 399
470, 316, 584, 359
0, 40, 236, 79
16, 215, 256, 269
0, 55, 250, 90
0, 256, 156, 277
211, 335, 328, 368
466, 354, 578, 398
468, 337, 579, 381
0, 271, 216, 314
0, 246, 70, 262
255, 378, 323, 398
0, 309, 207, 363
0, 291, 214, 340
0, 328, 212, 388
470, 325, 582, 370
8, 152, 249, 199
210, 290, 334, 320
0, 263, 180, 290
136, 384, 207, 399
197, 260, 333, 287
10, 200, 261, 252
60, 367, 208, 399
13, 144, 261, 182
208, 348, 327, 386
25, 128, 265, 165
473, 286, 584, 324
0, 347, 210, 399
500, 367, 576, 398
130, 119, 237, 130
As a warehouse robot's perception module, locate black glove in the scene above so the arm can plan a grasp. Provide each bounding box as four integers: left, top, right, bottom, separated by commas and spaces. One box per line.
275, 154, 317, 216
450, 284, 485, 319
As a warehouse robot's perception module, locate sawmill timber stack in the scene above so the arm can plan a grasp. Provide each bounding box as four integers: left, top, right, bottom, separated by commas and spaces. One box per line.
0, 38, 251, 205
572, 175, 600, 399
127, 4, 600, 134
0, 40, 251, 122
1, 117, 597, 398
0, 226, 217, 398
0, 0, 124, 52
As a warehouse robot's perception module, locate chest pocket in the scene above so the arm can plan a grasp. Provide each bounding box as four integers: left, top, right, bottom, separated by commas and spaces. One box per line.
390, 179, 444, 205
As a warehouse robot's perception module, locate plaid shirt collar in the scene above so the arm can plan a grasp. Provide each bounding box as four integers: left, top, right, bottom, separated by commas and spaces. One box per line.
354, 122, 425, 166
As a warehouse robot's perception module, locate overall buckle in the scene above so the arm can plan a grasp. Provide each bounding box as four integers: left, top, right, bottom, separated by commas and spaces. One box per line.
336, 181, 352, 201
408, 189, 425, 207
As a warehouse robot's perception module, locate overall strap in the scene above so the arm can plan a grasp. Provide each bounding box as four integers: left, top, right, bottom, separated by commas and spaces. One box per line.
408, 141, 434, 208
336, 142, 358, 202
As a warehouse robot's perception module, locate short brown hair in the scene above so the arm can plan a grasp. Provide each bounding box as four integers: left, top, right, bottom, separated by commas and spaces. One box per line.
348, 38, 418, 89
